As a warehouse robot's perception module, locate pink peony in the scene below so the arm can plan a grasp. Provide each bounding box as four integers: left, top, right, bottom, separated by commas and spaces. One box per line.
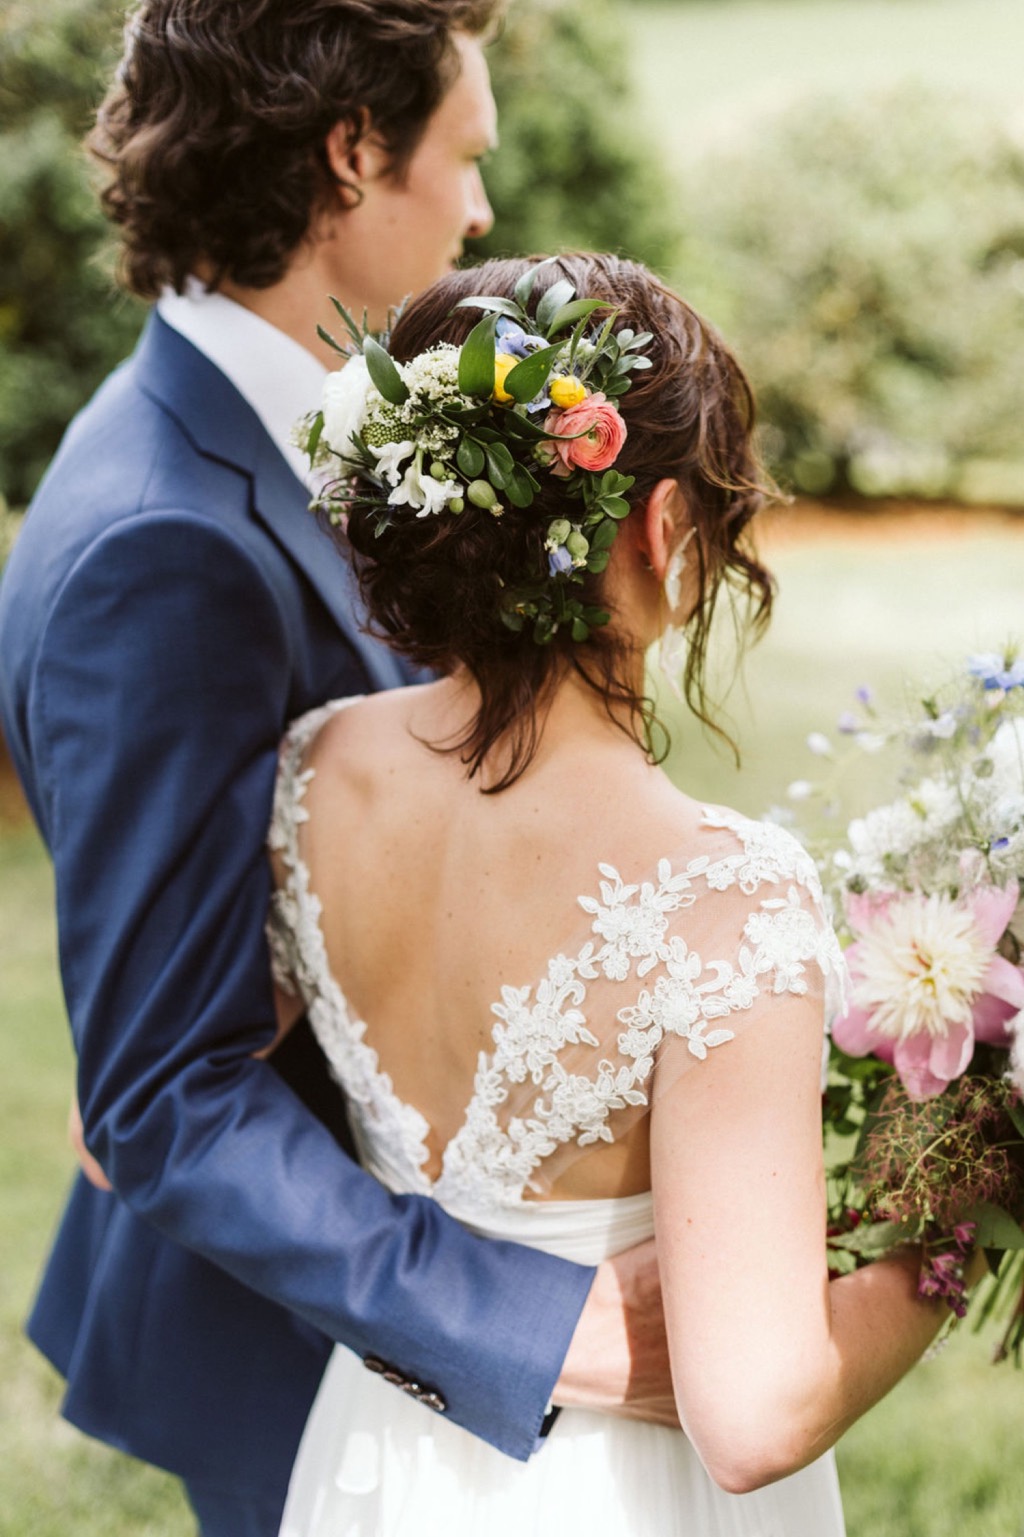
542, 392, 627, 477
833, 881, 1024, 1100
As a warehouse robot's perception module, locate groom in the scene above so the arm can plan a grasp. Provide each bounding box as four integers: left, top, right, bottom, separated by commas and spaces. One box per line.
0, 3, 673, 1534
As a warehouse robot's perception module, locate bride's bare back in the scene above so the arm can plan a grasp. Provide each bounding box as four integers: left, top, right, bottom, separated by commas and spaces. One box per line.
270, 677, 840, 1207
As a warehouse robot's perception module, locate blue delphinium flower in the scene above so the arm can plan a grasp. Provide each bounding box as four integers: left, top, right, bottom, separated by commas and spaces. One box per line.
967, 653, 1024, 691
496, 316, 546, 359
548, 545, 573, 576
495, 318, 552, 413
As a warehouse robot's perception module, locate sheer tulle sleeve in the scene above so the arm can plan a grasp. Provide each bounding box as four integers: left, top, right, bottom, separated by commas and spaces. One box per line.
472, 809, 847, 1200
639, 811, 846, 1105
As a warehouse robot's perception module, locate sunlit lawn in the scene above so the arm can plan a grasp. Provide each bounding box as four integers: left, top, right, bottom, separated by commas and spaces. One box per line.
629, 0, 1024, 167
2, 517, 1023, 1534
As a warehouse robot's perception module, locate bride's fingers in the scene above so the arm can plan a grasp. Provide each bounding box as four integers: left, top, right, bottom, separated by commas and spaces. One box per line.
554, 1238, 681, 1427
68, 1093, 113, 1192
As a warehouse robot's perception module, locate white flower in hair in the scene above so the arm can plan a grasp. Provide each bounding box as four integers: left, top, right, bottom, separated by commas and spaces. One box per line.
320, 354, 373, 459
389, 456, 459, 518
368, 439, 415, 487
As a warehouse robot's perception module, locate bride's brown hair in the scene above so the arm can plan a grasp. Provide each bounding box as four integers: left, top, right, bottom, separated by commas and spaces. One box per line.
339, 253, 776, 790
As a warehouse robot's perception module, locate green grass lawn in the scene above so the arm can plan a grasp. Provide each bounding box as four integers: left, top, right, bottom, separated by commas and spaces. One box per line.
0, 830, 192, 1536
2, 519, 1023, 1534
659, 509, 1024, 818
628, 0, 1024, 168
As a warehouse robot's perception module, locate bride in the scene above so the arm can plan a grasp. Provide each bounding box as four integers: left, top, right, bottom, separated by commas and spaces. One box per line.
267, 253, 968, 1536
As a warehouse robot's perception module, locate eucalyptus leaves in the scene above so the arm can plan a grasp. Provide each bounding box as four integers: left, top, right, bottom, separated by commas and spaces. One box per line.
298, 260, 651, 644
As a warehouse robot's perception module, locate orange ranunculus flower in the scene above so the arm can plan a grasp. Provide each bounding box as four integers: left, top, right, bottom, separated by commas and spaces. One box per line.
543, 392, 626, 477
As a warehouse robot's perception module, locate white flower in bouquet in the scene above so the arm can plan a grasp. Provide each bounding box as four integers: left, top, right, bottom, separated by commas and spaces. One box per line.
368, 439, 415, 487
388, 455, 459, 518
835, 881, 1024, 1100
321, 355, 374, 461
403, 343, 462, 400
847, 800, 922, 865
848, 892, 990, 1039
986, 716, 1024, 789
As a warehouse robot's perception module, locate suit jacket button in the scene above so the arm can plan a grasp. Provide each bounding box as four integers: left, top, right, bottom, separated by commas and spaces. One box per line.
420, 1390, 447, 1414
363, 1356, 387, 1376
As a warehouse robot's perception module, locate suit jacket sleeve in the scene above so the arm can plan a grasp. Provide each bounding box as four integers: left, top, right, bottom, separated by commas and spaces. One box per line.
31, 507, 593, 1462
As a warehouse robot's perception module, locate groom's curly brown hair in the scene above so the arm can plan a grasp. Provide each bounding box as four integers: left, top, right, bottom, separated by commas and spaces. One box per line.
89, 0, 502, 298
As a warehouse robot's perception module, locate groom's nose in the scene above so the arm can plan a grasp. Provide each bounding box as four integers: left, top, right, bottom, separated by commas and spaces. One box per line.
464, 167, 494, 241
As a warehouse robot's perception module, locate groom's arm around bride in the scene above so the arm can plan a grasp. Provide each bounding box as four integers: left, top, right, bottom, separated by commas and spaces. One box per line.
0, 4, 673, 1532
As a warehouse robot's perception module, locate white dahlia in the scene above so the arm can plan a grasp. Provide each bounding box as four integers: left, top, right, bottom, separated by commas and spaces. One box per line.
850, 892, 988, 1043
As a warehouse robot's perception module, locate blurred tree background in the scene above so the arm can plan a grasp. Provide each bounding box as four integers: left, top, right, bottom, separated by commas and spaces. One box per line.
0, 0, 681, 508
4, 0, 1022, 512
0, 0, 144, 505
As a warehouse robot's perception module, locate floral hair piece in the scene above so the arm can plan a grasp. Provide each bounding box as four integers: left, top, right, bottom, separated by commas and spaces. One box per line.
296, 260, 652, 644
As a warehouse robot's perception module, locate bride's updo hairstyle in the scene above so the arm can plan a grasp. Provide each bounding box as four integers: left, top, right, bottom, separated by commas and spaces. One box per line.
337, 253, 775, 789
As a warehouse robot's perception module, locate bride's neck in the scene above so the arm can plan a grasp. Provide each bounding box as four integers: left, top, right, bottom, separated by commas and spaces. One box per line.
428, 657, 651, 783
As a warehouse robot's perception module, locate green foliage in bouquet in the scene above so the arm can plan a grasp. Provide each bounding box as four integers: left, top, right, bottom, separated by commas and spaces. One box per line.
677, 85, 1024, 504
469, 0, 682, 275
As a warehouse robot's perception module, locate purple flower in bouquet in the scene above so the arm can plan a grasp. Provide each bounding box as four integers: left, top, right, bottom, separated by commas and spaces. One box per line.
833, 880, 1024, 1100
968, 653, 1024, 692
495, 316, 546, 359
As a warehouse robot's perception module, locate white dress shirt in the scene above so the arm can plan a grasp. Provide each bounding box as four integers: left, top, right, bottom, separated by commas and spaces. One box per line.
157, 278, 327, 489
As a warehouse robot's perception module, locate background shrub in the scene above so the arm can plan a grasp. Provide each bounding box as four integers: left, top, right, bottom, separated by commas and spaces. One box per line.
676, 85, 1024, 501
470, 0, 681, 272
0, 0, 143, 507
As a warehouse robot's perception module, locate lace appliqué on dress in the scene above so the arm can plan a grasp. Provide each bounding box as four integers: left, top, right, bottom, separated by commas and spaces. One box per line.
442, 821, 845, 1210
268, 705, 847, 1214
268, 699, 435, 1193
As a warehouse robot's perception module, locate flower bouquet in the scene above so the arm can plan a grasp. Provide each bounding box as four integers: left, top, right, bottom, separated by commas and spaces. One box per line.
792, 652, 1024, 1359
295, 263, 649, 646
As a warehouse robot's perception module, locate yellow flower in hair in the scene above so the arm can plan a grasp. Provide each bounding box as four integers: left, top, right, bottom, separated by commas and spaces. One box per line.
492, 353, 519, 404
549, 375, 587, 410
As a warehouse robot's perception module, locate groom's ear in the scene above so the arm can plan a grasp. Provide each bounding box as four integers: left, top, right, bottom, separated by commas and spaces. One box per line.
324, 111, 388, 207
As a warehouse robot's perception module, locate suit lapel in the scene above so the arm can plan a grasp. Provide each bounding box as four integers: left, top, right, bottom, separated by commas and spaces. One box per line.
135, 313, 406, 693
249, 430, 406, 692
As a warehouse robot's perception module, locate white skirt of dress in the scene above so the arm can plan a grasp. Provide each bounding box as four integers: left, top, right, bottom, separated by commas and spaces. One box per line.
279, 1193, 845, 1537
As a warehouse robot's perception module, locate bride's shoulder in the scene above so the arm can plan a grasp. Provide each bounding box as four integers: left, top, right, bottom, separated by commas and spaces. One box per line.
601, 793, 843, 991
608, 780, 823, 906
280, 685, 422, 772
693, 802, 822, 881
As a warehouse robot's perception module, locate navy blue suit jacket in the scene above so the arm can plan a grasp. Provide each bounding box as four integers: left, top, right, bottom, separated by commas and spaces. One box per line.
0, 314, 592, 1501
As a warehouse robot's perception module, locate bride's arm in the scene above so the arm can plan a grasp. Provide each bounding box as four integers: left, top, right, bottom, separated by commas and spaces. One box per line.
651, 993, 966, 1493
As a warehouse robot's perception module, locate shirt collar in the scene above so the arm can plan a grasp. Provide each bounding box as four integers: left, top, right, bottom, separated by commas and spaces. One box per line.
157, 278, 327, 489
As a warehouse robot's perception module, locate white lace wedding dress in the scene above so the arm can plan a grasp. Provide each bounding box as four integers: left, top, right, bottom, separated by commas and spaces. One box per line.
268, 700, 849, 1537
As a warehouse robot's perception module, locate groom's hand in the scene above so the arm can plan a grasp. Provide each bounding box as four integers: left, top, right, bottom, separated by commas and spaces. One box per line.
553, 1237, 680, 1427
